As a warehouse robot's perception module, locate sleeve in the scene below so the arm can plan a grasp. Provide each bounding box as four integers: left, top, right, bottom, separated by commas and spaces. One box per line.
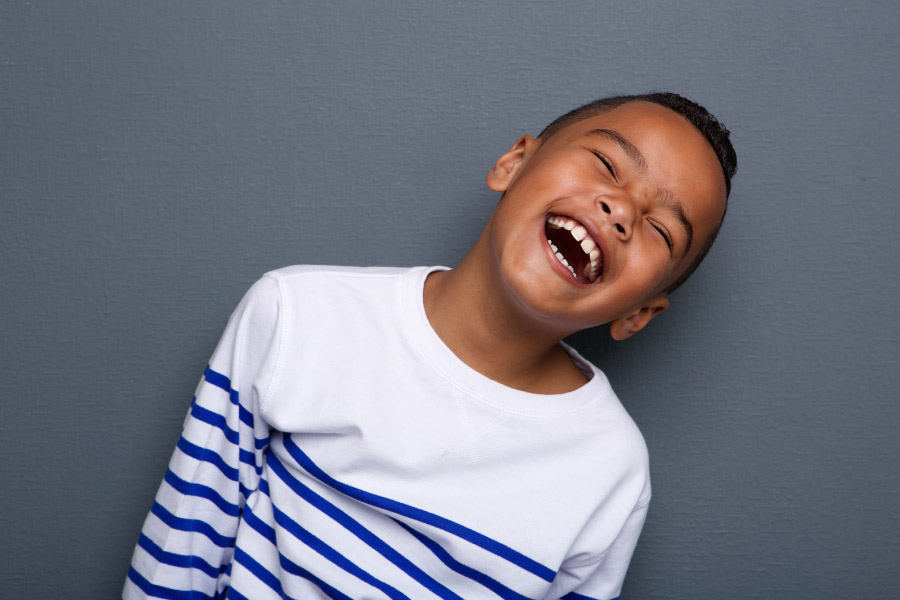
544, 498, 650, 600
122, 274, 283, 600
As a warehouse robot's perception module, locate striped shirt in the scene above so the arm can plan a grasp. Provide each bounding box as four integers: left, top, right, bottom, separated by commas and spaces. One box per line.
123, 266, 650, 599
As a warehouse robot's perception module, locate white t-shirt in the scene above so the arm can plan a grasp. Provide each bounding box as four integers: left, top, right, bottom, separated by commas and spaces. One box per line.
123, 265, 650, 600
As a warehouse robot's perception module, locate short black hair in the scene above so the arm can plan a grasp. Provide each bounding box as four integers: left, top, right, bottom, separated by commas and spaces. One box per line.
538, 92, 737, 293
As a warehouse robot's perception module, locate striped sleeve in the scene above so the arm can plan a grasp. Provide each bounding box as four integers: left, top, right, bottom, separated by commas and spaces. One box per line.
123, 275, 282, 600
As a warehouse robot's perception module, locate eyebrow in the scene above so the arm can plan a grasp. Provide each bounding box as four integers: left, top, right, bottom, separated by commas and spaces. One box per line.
586, 128, 694, 256
585, 128, 648, 172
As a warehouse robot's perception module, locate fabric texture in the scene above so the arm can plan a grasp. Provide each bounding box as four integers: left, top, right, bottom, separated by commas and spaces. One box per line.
123, 265, 651, 600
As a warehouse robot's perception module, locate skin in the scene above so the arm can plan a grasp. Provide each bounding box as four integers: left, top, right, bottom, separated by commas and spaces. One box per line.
424, 101, 727, 394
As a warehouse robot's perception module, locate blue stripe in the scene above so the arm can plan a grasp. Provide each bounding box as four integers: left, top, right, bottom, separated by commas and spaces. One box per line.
191, 396, 270, 451
202, 365, 232, 394
275, 557, 356, 600
176, 436, 239, 482
394, 520, 532, 600
177, 426, 261, 487
177, 437, 251, 498
164, 469, 240, 517
283, 434, 555, 582
190, 400, 239, 444
203, 365, 254, 429
233, 546, 289, 599
240, 503, 354, 600
268, 450, 464, 600
239, 448, 263, 474
136, 533, 226, 579
241, 497, 278, 545
269, 501, 410, 600
127, 565, 215, 600
150, 501, 236, 548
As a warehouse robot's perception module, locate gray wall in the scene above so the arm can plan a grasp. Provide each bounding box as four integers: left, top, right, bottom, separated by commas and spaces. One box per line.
2, 1, 898, 598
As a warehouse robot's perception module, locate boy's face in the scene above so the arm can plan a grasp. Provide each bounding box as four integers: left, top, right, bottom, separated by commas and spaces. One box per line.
485, 101, 727, 339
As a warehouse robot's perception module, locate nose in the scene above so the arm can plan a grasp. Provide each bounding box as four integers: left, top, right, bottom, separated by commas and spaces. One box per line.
599, 196, 636, 240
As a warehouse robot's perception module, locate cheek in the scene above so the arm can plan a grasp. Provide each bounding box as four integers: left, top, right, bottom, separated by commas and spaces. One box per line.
515, 156, 594, 199
623, 247, 671, 295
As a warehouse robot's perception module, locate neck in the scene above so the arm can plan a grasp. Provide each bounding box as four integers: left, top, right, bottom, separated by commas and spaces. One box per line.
423, 233, 589, 394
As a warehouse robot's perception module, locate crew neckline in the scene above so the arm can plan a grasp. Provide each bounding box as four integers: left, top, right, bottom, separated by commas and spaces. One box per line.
399, 266, 612, 417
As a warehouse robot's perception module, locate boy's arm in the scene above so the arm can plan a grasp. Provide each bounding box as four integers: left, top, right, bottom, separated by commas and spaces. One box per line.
122, 275, 282, 599
544, 499, 650, 600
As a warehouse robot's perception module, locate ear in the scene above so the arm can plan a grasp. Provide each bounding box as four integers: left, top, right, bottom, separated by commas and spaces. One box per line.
609, 294, 670, 341
486, 135, 539, 192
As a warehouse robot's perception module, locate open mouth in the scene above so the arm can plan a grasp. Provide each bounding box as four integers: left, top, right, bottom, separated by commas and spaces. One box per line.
545, 215, 603, 284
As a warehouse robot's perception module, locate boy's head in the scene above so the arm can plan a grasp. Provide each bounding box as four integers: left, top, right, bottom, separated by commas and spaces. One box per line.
537, 92, 737, 295
483, 93, 736, 340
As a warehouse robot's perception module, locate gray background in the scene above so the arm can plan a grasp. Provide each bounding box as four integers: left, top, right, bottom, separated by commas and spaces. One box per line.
2, 1, 898, 598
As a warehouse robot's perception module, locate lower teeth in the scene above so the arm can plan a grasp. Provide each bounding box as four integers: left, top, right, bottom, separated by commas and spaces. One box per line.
549, 240, 578, 278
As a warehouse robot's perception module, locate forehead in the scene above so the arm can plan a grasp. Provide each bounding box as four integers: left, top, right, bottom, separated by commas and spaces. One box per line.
550, 102, 725, 194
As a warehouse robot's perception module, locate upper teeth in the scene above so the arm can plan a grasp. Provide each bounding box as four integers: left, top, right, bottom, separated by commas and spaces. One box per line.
547, 215, 602, 282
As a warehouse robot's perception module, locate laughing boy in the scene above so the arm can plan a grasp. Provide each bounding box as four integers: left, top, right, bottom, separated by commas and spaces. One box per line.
124, 92, 736, 600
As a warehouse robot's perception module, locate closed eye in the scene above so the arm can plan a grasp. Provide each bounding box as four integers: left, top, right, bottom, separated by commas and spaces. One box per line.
585, 147, 617, 180
651, 221, 673, 252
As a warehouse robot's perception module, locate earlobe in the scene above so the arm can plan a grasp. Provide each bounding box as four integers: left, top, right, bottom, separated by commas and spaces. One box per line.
486, 135, 539, 192
609, 295, 670, 340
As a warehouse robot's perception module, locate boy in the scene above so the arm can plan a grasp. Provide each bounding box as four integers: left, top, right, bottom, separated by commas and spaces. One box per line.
123, 92, 736, 600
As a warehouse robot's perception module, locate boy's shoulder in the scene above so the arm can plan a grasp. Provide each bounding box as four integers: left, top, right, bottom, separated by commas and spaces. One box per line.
257, 264, 436, 301
264, 263, 422, 282
250, 264, 451, 333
